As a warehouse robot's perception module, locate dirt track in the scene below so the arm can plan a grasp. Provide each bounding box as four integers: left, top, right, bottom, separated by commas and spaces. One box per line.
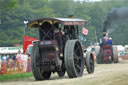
1, 60, 128, 85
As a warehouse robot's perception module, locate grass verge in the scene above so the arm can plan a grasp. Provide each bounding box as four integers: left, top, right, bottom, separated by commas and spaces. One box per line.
0, 72, 33, 81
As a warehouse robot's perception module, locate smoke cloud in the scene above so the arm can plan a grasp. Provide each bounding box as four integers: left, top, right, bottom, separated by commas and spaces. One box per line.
103, 6, 128, 33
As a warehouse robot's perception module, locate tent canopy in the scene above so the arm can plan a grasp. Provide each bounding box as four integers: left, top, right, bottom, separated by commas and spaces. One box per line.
0, 47, 23, 54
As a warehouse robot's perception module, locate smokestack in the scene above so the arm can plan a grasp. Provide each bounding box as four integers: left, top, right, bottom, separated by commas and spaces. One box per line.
102, 6, 128, 36
68, 15, 75, 18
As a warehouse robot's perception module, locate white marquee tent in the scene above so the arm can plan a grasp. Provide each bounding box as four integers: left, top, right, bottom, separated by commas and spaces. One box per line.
0, 47, 23, 54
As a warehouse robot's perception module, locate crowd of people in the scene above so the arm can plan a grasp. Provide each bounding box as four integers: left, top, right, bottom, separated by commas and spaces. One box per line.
0, 50, 31, 75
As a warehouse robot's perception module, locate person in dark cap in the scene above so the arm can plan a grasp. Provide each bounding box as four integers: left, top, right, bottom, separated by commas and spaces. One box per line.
54, 23, 64, 57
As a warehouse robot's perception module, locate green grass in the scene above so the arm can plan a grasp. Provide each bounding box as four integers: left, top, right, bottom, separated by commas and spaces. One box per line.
0, 72, 33, 81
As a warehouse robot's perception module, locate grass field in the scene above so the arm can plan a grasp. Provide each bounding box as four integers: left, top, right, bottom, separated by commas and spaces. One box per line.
0, 72, 33, 81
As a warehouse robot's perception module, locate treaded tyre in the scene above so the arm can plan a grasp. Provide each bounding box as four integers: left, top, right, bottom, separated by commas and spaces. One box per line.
85, 51, 95, 74
96, 48, 103, 64
31, 44, 51, 80
113, 46, 119, 63
64, 40, 84, 78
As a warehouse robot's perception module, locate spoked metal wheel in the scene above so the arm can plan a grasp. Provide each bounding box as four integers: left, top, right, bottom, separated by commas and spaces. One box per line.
64, 40, 84, 78
31, 44, 51, 80
85, 51, 95, 74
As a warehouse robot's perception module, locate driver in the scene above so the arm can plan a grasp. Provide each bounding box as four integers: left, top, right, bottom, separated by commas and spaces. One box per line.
100, 34, 109, 47
54, 23, 64, 57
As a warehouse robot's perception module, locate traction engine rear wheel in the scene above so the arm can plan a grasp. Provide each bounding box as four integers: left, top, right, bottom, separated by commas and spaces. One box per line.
64, 40, 84, 78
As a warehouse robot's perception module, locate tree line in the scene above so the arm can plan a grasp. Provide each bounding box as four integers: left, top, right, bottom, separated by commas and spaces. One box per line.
0, 0, 128, 46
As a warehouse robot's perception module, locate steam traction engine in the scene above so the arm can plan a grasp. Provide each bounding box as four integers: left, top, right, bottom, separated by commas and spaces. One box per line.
27, 18, 94, 80
96, 33, 119, 64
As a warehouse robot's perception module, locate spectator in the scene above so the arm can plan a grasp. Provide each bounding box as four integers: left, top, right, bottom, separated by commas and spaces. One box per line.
2, 55, 7, 62
16, 50, 24, 72
8, 55, 14, 73
7, 55, 10, 61
2, 55, 7, 67
23, 51, 28, 72
12, 54, 16, 61
27, 55, 31, 72
6, 55, 10, 68
16, 50, 23, 61
12, 54, 17, 71
0, 55, 2, 71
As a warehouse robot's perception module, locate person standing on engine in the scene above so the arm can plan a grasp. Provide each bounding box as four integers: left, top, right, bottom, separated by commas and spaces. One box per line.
54, 23, 64, 57
100, 34, 109, 47
103, 34, 109, 42
108, 37, 112, 48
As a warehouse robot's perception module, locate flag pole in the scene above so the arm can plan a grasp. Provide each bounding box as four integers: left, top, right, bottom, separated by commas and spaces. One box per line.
94, 28, 98, 45
24, 20, 28, 36
82, 34, 84, 45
